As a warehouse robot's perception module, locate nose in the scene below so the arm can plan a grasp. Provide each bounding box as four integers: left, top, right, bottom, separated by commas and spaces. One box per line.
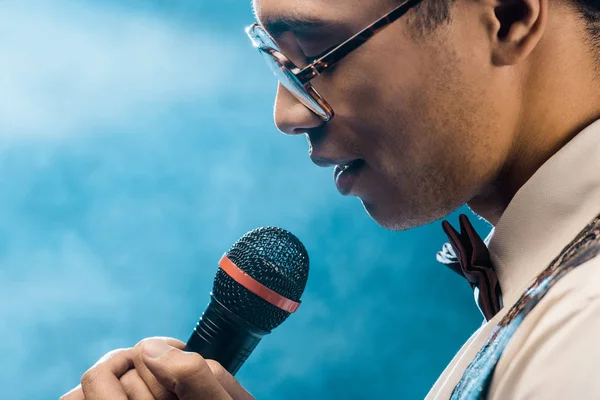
274, 83, 324, 135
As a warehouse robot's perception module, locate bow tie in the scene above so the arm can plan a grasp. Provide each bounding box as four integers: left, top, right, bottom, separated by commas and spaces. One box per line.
437, 214, 503, 321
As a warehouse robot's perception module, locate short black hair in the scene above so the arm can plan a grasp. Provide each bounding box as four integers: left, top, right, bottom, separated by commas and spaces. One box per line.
409, 0, 600, 59
578, 0, 600, 57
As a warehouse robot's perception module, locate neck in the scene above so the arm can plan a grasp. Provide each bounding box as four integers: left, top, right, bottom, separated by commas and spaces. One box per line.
469, 113, 600, 225
468, 17, 600, 225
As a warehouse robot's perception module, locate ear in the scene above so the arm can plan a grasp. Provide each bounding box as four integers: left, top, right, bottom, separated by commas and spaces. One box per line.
487, 0, 548, 66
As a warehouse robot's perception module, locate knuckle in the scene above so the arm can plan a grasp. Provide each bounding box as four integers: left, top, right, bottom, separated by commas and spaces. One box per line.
205, 360, 227, 381
176, 352, 211, 381
81, 367, 100, 387
81, 347, 132, 385
133, 339, 147, 359
90, 347, 132, 371
134, 337, 150, 349
98, 347, 129, 364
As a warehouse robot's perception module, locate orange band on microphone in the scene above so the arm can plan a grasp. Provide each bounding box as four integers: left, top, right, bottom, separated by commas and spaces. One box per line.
218, 255, 301, 313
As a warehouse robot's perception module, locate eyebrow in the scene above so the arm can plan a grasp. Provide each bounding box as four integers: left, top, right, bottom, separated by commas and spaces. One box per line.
259, 15, 343, 39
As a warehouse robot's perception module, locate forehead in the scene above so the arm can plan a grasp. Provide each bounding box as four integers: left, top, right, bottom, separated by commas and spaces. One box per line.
252, 0, 389, 36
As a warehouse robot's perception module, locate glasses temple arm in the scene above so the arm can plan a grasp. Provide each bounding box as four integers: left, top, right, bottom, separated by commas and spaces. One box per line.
295, 0, 424, 84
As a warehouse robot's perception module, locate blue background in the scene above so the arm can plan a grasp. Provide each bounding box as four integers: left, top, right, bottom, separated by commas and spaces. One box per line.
0, 1, 488, 398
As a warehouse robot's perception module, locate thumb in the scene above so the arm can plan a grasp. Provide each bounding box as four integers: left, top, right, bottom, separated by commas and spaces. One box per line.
141, 339, 232, 400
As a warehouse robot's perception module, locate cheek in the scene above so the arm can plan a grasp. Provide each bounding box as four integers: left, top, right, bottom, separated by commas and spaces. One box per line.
320, 35, 433, 145
365, 60, 501, 208
325, 48, 418, 116
316, 56, 421, 167
322, 30, 511, 205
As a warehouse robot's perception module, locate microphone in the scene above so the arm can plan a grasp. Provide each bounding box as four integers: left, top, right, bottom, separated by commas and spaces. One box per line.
184, 227, 310, 376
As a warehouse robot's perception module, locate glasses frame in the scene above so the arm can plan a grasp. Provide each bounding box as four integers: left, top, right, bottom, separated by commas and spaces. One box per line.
247, 0, 424, 121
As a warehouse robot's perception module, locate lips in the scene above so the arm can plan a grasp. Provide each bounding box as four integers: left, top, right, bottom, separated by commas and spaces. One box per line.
334, 159, 365, 195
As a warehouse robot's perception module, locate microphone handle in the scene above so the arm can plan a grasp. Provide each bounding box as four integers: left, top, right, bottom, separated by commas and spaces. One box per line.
185, 296, 270, 376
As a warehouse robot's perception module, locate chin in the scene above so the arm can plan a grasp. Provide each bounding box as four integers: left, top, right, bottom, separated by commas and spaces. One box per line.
362, 200, 419, 231
361, 198, 454, 231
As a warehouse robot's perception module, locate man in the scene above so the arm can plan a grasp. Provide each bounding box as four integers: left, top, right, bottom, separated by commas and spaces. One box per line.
62, 0, 600, 397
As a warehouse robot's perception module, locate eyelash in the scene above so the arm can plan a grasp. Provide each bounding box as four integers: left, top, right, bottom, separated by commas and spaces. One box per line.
305, 45, 337, 65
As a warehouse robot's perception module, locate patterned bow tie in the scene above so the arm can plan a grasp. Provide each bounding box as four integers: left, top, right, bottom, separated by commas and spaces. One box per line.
437, 214, 503, 321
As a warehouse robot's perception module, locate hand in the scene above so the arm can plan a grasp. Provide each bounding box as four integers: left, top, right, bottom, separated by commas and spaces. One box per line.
60, 337, 255, 400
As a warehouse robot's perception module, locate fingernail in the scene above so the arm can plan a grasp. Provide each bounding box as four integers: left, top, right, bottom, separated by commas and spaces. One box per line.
143, 339, 172, 359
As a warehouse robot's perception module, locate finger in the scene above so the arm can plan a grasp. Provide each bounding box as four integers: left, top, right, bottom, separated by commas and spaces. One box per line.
141, 339, 232, 400
59, 385, 84, 400
81, 348, 134, 400
133, 337, 184, 400
206, 360, 255, 400
120, 369, 155, 400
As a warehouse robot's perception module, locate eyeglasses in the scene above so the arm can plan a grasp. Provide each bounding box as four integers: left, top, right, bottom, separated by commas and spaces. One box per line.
246, 0, 424, 122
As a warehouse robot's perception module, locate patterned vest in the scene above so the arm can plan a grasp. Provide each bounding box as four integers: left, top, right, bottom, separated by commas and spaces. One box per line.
450, 214, 600, 399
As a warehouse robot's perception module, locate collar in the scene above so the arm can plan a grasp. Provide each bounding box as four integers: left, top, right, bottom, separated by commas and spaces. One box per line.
489, 119, 600, 307
439, 119, 600, 320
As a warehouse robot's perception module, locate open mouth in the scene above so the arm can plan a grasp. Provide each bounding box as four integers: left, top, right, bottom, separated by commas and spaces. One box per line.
334, 159, 365, 195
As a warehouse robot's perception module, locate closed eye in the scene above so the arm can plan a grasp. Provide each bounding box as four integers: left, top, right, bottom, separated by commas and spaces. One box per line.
305, 44, 338, 65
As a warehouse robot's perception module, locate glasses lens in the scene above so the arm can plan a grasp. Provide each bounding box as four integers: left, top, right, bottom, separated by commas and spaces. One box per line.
258, 50, 329, 120
247, 25, 330, 120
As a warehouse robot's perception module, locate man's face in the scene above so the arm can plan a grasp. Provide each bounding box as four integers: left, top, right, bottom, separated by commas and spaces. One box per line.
254, 0, 520, 230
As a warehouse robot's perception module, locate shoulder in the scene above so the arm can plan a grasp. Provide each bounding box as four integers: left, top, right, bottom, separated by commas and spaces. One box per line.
489, 254, 600, 399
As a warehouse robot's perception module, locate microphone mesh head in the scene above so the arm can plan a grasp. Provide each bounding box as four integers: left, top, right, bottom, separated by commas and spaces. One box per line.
212, 227, 309, 332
